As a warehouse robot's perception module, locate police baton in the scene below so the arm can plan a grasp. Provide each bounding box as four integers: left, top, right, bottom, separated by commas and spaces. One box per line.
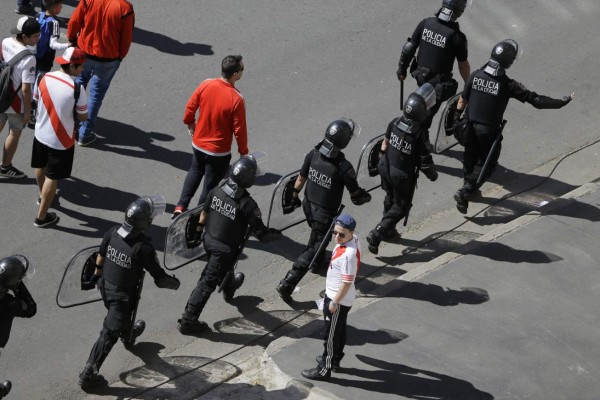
400, 81, 404, 111
403, 167, 419, 227
306, 204, 345, 272
218, 228, 251, 294
125, 271, 145, 347
477, 120, 507, 186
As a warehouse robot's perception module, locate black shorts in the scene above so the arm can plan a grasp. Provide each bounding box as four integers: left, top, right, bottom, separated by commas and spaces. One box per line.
31, 137, 74, 180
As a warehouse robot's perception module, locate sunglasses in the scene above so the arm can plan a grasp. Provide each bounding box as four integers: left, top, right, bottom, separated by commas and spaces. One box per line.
332, 230, 346, 239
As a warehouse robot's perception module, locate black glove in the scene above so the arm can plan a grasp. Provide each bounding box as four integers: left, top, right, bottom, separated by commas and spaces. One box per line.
156, 274, 180, 290
258, 228, 283, 243
186, 226, 204, 248
82, 273, 100, 291
351, 188, 371, 205
561, 94, 573, 106
422, 166, 438, 182
282, 196, 301, 215
396, 66, 406, 81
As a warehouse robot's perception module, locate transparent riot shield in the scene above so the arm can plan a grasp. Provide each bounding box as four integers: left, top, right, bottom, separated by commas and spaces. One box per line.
163, 205, 207, 271
56, 246, 102, 308
356, 134, 385, 193
266, 171, 307, 231
433, 93, 462, 154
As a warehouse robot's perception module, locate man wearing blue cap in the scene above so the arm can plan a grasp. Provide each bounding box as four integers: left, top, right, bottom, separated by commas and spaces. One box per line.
302, 213, 360, 381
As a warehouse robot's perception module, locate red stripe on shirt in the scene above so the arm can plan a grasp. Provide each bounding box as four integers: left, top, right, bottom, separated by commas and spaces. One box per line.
38, 76, 75, 148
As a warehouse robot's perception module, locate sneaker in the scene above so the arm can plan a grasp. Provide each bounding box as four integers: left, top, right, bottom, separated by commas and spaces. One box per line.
0, 164, 25, 179
77, 132, 98, 147
34, 212, 60, 228
177, 319, 209, 335
301, 366, 331, 382
171, 205, 186, 220
454, 189, 469, 214
15, 6, 36, 16
316, 355, 341, 372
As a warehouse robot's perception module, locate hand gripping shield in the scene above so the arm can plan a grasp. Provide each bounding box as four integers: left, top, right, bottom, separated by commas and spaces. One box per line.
56, 246, 102, 308
266, 170, 307, 231
355, 133, 385, 193
433, 92, 463, 154
163, 205, 207, 271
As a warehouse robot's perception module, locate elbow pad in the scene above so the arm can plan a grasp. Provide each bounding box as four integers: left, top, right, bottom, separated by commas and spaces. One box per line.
399, 38, 417, 71
527, 93, 570, 109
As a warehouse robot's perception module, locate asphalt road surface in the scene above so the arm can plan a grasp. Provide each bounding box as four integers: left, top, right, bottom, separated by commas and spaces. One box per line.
0, 1, 598, 399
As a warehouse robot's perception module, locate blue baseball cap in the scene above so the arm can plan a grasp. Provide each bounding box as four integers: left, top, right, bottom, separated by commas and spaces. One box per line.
336, 213, 356, 231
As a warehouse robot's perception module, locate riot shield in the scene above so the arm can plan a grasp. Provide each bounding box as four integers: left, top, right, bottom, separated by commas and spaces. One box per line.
163, 205, 207, 271
56, 246, 102, 308
433, 93, 462, 154
356, 134, 385, 193
266, 171, 307, 231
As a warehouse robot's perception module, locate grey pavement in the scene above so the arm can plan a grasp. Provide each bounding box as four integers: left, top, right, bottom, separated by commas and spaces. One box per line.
1, 1, 600, 399
270, 181, 600, 400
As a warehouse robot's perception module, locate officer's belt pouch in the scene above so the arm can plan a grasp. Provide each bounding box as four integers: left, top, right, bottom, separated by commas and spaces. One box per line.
440, 79, 458, 102
412, 66, 432, 86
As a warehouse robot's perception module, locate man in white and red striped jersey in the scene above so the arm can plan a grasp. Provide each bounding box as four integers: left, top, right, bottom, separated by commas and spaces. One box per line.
31, 46, 87, 228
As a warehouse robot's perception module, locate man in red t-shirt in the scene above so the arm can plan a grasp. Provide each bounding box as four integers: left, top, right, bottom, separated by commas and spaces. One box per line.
172, 55, 249, 218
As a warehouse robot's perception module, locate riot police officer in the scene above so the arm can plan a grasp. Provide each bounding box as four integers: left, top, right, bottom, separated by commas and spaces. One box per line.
366, 84, 439, 255
276, 119, 371, 303
79, 195, 181, 390
397, 0, 471, 130
0, 255, 36, 400
177, 153, 281, 335
452, 39, 574, 214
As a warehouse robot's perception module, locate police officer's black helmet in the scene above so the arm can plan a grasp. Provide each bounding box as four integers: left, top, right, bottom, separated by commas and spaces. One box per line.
439, 0, 468, 22
319, 118, 359, 158
0, 255, 29, 291
230, 156, 258, 189
404, 83, 436, 122
118, 196, 166, 238
490, 39, 519, 69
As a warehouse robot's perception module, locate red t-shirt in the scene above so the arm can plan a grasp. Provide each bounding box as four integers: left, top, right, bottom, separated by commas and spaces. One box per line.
183, 78, 248, 156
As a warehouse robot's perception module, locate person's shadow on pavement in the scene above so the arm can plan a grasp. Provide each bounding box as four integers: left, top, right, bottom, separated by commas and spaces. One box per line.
332, 354, 494, 400
133, 27, 214, 56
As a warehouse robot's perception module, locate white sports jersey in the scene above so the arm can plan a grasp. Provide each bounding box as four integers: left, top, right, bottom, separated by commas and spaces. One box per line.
1, 37, 36, 113
34, 70, 87, 150
325, 234, 361, 307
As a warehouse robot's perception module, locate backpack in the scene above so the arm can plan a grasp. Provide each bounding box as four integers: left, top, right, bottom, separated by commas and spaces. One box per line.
0, 49, 35, 113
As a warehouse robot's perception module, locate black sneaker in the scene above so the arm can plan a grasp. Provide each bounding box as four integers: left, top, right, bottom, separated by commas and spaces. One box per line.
316, 355, 341, 372
454, 190, 469, 214
301, 366, 331, 382
78, 132, 98, 147
34, 212, 60, 228
79, 366, 107, 391
177, 319, 209, 335
0, 164, 25, 179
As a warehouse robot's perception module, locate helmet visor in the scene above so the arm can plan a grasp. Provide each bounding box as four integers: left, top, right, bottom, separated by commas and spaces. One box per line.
15, 254, 35, 281
416, 83, 437, 110
246, 151, 268, 177
504, 39, 523, 62
341, 118, 361, 142
145, 195, 167, 219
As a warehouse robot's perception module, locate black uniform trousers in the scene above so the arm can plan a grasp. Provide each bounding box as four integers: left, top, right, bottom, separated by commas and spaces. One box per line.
319, 297, 351, 374
86, 279, 134, 369
376, 159, 415, 236
462, 122, 502, 191
183, 238, 236, 320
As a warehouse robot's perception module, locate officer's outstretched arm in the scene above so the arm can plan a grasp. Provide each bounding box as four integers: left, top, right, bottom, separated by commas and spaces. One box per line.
458, 60, 470, 82
526, 91, 574, 109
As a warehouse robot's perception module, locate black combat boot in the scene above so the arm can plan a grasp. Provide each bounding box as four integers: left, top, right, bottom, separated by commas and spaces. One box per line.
276, 272, 297, 303
223, 272, 245, 303
122, 320, 146, 349
79, 364, 107, 391
0, 381, 11, 399
366, 229, 382, 254
454, 185, 471, 214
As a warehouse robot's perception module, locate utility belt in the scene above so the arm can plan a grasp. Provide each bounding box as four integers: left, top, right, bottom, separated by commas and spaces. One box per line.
411, 63, 457, 102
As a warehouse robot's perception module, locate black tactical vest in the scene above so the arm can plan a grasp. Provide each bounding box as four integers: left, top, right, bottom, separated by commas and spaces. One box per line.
102, 229, 146, 292
466, 69, 511, 127
305, 150, 345, 212
205, 186, 248, 248
417, 18, 457, 76
385, 118, 421, 174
